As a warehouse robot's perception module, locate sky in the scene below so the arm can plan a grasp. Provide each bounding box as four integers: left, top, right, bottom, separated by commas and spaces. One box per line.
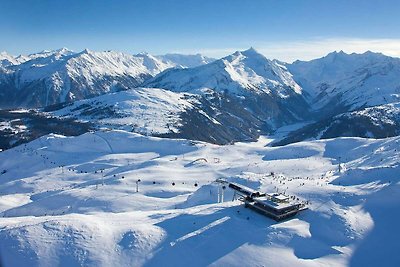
1, 0, 400, 62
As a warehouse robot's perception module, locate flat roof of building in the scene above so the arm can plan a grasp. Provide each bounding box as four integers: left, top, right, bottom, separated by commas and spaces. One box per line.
266, 193, 289, 201
253, 196, 299, 210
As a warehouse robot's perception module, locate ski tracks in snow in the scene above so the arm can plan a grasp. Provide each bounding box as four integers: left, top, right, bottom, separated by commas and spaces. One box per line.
169, 216, 230, 247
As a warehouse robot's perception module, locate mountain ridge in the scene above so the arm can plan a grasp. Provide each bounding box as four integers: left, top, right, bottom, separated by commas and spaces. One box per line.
1, 47, 400, 148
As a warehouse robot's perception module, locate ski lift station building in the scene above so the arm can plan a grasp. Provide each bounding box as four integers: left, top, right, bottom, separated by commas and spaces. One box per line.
244, 193, 306, 221
227, 182, 307, 221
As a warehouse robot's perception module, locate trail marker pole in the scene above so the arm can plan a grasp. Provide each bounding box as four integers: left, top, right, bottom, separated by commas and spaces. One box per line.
136, 179, 141, 192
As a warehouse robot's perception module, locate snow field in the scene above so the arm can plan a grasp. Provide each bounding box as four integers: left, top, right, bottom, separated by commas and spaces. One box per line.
0, 131, 399, 266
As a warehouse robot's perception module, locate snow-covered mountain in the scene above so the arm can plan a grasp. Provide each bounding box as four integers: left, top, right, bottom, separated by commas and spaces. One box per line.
148, 47, 302, 96
0, 49, 74, 69
0, 49, 214, 109
156, 53, 215, 68
0, 52, 21, 68
146, 48, 310, 130
288, 51, 400, 116
0, 49, 171, 108
2, 48, 400, 147
26, 48, 76, 61
2, 48, 307, 147
269, 51, 400, 144
134, 52, 177, 75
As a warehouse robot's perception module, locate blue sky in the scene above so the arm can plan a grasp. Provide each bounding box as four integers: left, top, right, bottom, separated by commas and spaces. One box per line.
1, 0, 399, 61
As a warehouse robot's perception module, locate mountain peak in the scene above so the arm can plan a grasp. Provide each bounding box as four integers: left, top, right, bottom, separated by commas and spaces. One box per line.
82, 48, 91, 54
325, 50, 348, 58
135, 52, 158, 60
0, 51, 11, 56
135, 52, 151, 56
240, 47, 267, 60
0, 51, 16, 66
244, 46, 258, 53
50, 48, 75, 58
56, 47, 73, 54
361, 50, 385, 58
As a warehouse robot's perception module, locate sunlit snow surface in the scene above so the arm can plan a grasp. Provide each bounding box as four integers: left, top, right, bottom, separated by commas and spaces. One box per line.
51, 88, 197, 134
0, 131, 399, 267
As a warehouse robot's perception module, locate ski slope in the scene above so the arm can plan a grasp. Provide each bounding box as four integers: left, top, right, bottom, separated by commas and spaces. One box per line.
0, 131, 399, 267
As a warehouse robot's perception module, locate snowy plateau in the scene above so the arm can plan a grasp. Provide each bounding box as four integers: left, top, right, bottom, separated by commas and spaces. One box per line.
0, 47, 400, 267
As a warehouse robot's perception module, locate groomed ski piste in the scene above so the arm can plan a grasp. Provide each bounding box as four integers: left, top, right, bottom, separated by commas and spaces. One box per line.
0, 130, 399, 267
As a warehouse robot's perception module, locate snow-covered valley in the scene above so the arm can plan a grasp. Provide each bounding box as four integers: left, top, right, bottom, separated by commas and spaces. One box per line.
1, 130, 399, 266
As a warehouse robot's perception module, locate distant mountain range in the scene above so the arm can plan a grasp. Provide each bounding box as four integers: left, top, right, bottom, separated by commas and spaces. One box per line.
0, 49, 215, 108
288, 50, 400, 115
1, 47, 400, 149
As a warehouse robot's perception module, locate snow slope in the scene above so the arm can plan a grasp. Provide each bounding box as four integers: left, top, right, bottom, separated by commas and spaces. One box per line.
50, 88, 198, 135
0, 131, 399, 266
